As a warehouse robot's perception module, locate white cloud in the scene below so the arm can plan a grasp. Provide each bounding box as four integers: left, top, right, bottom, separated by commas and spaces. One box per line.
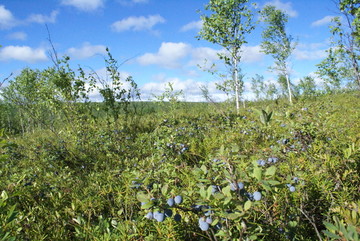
294, 42, 328, 60
264, 0, 298, 17
0, 5, 17, 29
118, 0, 149, 5
67, 42, 107, 59
190, 45, 264, 66
111, 15, 165, 32
0, 45, 48, 63
311, 15, 337, 27
140, 74, 259, 102
137, 42, 264, 71
190, 46, 222, 66
241, 45, 265, 63
27, 10, 59, 24
141, 77, 208, 101
137, 42, 191, 69
180, 20, 203, 32
80, 67, 133, 101
293, 49, 327, 60
7, 32, 27, 41
61, 0, 104, 12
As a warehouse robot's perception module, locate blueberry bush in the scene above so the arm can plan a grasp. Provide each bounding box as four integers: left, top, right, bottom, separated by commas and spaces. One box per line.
0, 90, 359, 240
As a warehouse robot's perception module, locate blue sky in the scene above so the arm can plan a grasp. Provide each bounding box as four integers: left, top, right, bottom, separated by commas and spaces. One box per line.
0, 0, 341, 101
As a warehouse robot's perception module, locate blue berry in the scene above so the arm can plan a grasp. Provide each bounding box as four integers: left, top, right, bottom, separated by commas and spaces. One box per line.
237, 182, 244, 190
153, 211, 165, 222
257, 159, 266, 166
164, 209, 173, 218
174, 195, 183, 204
253, 191, 262, 201
268, 157, 278, 163
145, 212, 153, 219
206, 217, 212, 224
174, 214, 181, 222
289, 186, 296, 192
167, 198, 175, 207
211, 185, 219, 193
199, 218, 209, 231
230, 183, 237, 191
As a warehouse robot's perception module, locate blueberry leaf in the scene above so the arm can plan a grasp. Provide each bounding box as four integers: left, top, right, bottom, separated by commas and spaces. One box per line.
244, 200, 252, 211
265, 166, 276, 177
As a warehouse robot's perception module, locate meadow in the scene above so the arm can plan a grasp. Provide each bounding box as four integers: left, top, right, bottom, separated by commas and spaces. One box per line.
0, 92, 359, 240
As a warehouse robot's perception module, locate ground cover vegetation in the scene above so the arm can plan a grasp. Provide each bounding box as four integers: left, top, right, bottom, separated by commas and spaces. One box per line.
1, 0, 360, 240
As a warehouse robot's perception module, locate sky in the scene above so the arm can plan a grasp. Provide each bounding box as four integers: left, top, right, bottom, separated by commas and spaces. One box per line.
0, 0, 342, 101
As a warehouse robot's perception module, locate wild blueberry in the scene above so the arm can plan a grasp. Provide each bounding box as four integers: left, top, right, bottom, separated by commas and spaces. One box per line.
153, 211, 165, 222
164, 209, 173, 218
174, 195, 183, 204
191, 204, 202, 212
199, 218, 209, 231
293, 177, 299, 183
167, 198, 175, 207
174, 214, 181, 222
214, 223, 222, 230
230, 183, 237, 191
289, 186, 296, 192
257, 159, 266, 166
253, 191, 262, 201
268, 157, 278, 163
211, 185, 219, 194
282, 138, 290, 145
237, 182, 244, 190
206, 217, 212, 224
145, 212, 153, 219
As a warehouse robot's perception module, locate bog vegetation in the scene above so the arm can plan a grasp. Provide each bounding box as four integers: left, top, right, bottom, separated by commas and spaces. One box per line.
0, 0, 359, 240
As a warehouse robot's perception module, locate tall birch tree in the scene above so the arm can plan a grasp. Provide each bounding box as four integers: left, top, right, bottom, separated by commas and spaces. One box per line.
197, 0, 256, 113
260, 5, 296, 104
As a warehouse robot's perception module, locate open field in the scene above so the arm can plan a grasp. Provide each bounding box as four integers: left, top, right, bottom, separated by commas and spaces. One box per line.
1, 92, 359, 240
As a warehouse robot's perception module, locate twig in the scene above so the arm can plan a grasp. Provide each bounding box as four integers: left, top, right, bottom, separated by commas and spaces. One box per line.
0, 72, 13, 88
45, 24, 60, 69
299, 208, 323, 241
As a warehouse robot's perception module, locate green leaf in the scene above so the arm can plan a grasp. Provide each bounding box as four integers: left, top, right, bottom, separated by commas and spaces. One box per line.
215, 230, 227, 237
136, 192, 149, 203
201, 164, 207, 174
253, 166, 262, 181
322, 230, 342, 239
244, 200, 252, 211
323, 221, 338, 232
289, 221, 297, 227
199, 186, 207, 199
249, 235, 258, 240
161, 184, 168, 196
267, 180, 280, 185
141, 201, 154, 209
222, 185, 232, 197
1, 190, 8, 200
225, 212, 242, 220
207, 185, 214, 199
265, 166, 276, 177
224, 196, 232, 205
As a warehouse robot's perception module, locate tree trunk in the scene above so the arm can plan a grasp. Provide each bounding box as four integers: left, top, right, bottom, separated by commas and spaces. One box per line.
234, 57, 240, 114
350, 52, 360, 89
285, 73, 293, 104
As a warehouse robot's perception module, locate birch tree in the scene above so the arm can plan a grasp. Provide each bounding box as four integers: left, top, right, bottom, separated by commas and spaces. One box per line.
260, 5, 296, 104
197, 0, 256, 113
317, 0, 360, 90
